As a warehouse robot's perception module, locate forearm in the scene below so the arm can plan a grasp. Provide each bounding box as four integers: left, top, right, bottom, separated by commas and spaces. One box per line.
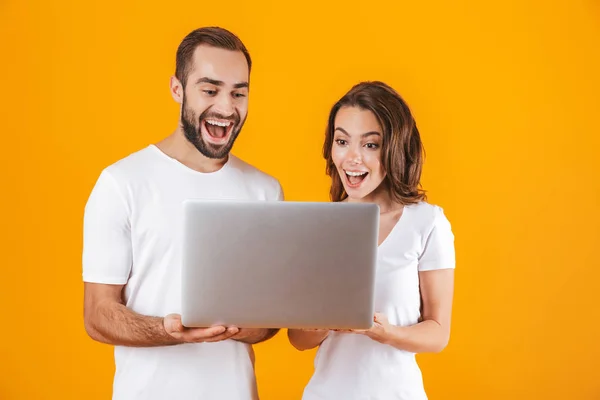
86, 300, 182, 347
233, 328, 280, 344
287, 329, 329, 351
385, 320, 449, 353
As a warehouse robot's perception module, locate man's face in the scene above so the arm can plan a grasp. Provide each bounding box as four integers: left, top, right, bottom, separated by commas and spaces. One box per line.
180, 45, 249, 159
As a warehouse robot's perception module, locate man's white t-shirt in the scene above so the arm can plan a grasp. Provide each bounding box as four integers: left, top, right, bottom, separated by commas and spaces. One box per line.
302, 202, 456, 400
82, 144, 283, 400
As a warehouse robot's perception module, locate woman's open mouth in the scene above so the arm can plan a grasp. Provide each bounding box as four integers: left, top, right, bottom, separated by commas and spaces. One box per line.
344, 169, 369, 188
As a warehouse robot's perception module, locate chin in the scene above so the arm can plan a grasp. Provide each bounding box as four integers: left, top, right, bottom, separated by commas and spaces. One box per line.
344, 188, 370, 201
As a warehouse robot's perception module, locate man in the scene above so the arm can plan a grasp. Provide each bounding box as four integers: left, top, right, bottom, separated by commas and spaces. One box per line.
82, 27, 283, 400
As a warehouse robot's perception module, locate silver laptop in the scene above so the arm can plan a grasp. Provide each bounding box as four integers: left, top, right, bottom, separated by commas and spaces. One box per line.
181, 200, 379, 330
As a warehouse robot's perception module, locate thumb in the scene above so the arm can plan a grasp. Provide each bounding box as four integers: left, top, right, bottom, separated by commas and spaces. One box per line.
374, 313, 386, 324
164, 314, 184, 335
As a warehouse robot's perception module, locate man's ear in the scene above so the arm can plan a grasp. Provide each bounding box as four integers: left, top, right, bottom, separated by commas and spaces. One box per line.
170, 76, 184, 104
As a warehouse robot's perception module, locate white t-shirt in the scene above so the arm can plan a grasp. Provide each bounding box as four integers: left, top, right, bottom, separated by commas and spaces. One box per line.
82, 144, 283, 400
302, 202, 456, 400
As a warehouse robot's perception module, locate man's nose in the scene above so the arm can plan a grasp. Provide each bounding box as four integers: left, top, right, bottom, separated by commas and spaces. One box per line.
213, 94, 234, 117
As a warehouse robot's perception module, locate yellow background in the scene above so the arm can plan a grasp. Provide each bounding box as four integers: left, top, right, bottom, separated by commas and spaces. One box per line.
1, 0, 599, 399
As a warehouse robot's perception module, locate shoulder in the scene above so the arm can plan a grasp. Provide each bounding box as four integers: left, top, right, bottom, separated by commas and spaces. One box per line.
103, 145, 157, 181
405, 201, 453, 236
87, 145, 158, 202
228, 154, 283, 199
407, 202, 455, 270
406, 201, 448, 222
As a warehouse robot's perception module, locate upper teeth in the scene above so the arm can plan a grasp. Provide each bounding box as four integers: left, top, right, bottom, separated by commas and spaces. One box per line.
346, 171, 367, 176
207, 120, 231, 127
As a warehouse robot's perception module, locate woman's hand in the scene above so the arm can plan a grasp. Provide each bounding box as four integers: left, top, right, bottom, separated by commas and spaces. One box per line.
344, 313, 394, 344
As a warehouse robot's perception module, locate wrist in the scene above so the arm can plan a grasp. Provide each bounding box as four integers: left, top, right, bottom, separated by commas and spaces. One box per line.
384, 325, 406, 345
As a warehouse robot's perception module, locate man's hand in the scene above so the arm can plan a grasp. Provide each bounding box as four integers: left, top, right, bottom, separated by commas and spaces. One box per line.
163, 314, 239, 343
230, 327, 280, 344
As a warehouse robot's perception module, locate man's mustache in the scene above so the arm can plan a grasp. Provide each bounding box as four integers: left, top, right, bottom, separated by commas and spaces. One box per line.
199, 111, 239, 125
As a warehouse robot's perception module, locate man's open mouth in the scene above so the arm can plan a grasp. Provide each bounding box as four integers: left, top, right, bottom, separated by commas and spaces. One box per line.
202, 118, 234, 144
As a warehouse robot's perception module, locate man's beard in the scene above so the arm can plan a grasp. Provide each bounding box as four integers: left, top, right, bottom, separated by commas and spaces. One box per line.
181, 96, 245, 159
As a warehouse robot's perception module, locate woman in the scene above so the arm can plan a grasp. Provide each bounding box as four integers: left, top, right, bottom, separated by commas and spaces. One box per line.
288, 81, 456, 399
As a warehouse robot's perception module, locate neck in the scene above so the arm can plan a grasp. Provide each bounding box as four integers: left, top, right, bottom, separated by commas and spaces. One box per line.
345, 185, 402, 214
155, 127, 228, 173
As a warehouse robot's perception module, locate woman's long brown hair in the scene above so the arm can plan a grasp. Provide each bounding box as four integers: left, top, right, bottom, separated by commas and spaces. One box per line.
323, 81, 427, 204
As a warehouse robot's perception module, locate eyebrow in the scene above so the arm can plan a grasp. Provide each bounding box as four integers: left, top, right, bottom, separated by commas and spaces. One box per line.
195, 77, 249, 89
334, 127, 381, 138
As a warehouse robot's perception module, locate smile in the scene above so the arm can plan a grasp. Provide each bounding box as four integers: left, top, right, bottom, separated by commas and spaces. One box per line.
202, 118, 234, 144
344, 169, 369, 188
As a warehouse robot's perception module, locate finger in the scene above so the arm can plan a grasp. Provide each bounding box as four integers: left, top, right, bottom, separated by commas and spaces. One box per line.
183, 326, 227, 341
226, 326, 240, 336
201, 328, 239, 343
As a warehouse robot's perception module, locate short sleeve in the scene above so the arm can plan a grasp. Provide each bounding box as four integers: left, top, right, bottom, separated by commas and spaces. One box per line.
82, 169, 133, 284
275, 182, 285, 201
418, 206, 456, 271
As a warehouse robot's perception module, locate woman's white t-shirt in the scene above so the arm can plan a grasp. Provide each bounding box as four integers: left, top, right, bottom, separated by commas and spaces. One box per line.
302, 202, 456, 400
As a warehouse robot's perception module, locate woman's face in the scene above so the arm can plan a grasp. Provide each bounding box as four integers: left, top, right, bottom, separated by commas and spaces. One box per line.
331, 106, 386, 201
